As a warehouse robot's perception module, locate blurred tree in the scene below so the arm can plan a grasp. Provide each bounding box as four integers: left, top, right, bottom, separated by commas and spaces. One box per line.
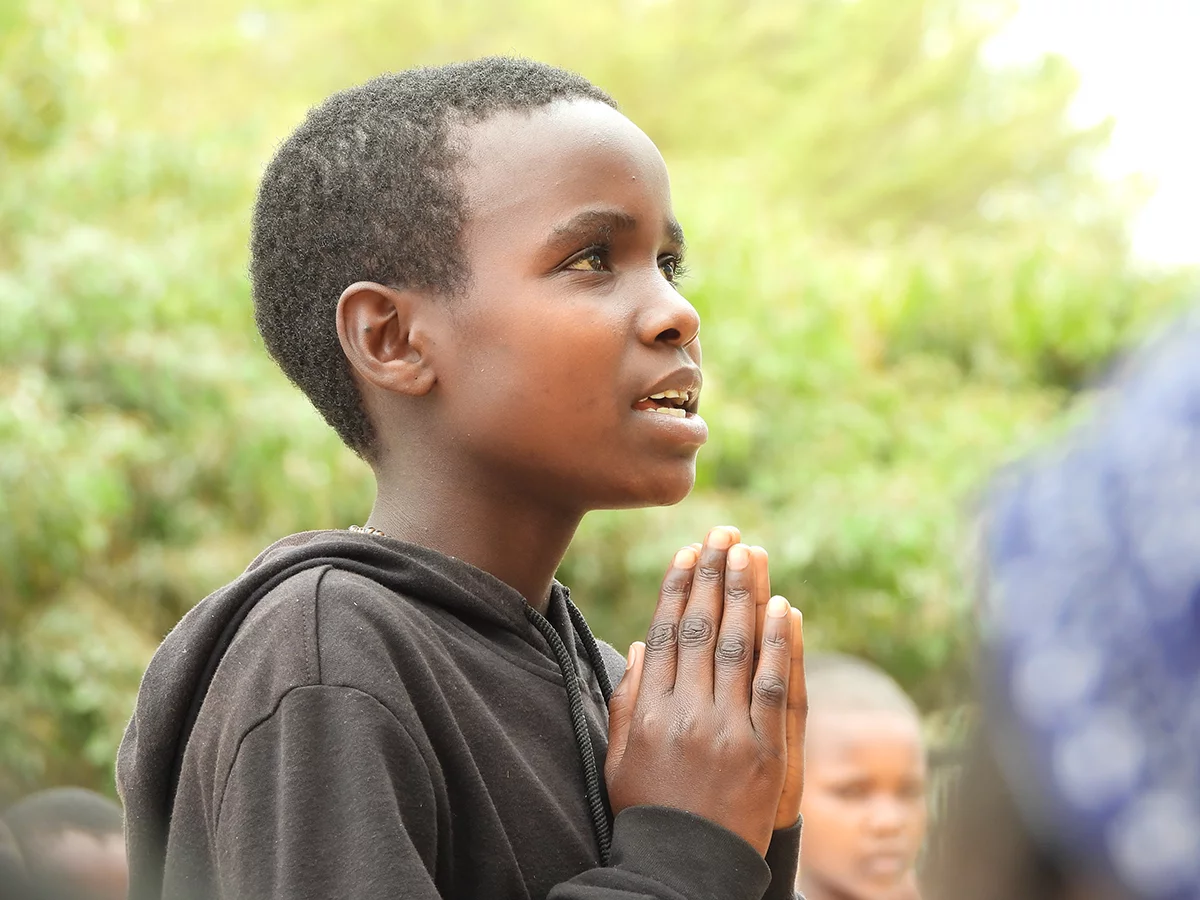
1, 0, 1195, 796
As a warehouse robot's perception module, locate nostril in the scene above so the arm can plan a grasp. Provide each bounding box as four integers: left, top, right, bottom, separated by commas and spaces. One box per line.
657, 327, 682, 343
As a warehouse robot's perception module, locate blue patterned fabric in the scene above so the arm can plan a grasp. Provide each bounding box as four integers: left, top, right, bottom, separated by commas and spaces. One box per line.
983, 314, 1200, 900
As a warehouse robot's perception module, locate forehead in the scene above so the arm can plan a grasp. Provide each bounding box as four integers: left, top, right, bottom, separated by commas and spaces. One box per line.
807, 710, 926, 768
454, 99, 674, 242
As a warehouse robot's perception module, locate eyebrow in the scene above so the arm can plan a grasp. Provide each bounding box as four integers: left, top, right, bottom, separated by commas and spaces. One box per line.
547, 208, 686, 251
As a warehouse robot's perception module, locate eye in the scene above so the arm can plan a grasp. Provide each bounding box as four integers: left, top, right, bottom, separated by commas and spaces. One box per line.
832, 781, 871, 801
659, 254, 688, 285
564, 246, 610, 274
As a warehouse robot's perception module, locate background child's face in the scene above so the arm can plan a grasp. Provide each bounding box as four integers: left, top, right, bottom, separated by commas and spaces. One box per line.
799, 710, 928, 900
31, 829, 128, 900
425, 99, 704, 513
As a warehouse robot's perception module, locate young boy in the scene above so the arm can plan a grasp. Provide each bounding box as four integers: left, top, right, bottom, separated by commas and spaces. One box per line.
4, 787, 129, 900
117, 58, 806, 900
796, 654, 927, 900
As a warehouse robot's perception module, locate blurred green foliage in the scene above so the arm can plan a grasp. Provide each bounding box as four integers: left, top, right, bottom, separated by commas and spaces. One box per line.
1, 0, 1195, 799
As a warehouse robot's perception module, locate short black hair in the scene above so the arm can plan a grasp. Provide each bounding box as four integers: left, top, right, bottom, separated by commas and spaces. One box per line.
250, 57, 617, 457
806, 651, 921, 719
4, 787, 123, 846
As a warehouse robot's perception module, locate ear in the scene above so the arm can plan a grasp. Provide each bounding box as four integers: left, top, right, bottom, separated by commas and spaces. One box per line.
336, 281, 437, 397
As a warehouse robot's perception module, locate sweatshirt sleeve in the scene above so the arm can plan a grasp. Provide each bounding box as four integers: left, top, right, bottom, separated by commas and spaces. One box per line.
762, 819, 803, 900
214, 684, 443, 899
214, 684, 792, 900
547, 806, 772, 900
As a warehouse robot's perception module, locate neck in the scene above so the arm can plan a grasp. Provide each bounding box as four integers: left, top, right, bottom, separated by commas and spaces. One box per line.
366, 454, 583, 615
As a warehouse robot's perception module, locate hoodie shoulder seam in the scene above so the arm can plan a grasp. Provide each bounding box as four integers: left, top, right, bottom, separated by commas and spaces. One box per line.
212, 683, 433, 836
312, 566, 328, 684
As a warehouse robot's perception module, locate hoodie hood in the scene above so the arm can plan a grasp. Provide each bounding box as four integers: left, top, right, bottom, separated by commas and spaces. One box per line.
117, 529, 618, 898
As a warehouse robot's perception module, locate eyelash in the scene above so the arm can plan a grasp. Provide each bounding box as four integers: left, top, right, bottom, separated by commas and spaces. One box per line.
564, 244, 689, 286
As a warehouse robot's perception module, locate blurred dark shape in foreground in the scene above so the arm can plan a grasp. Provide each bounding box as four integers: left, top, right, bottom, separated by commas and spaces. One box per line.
930, 309, 1200, 900
3, 788, 126, 900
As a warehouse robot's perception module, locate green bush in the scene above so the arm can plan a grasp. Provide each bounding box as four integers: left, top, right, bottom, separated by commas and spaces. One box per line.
1, 0, 1195, 798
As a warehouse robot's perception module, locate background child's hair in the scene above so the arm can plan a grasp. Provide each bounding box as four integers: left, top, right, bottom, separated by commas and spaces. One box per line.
805, 651, 920, 719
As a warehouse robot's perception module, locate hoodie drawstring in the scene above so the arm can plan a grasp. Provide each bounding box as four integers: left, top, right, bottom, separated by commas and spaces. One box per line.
523, 601, 614, 865
566, 599, 615, 704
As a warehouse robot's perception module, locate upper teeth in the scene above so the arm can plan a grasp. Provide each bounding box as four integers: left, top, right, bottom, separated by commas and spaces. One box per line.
648, 389, 690, 403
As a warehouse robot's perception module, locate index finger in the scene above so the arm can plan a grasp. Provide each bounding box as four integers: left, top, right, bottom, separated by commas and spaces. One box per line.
638, 546, 698, 697
751, 546, 770, 651
750, 595, 793, 748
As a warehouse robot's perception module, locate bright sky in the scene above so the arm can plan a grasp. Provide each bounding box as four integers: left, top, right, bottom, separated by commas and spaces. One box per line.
989, 0, 1200, 266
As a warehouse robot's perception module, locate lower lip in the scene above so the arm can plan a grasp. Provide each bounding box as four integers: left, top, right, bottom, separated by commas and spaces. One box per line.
631, 409, 709, 445
861, 856, 908, 878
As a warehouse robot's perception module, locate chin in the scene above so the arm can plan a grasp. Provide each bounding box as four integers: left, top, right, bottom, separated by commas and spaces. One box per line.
610, 464, 696, 509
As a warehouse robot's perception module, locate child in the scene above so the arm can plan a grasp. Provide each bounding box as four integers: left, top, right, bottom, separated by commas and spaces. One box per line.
929, 315, 1200, 900
797, 653, 927, 900
4, 787, 128, 900
117, 58, 806, 900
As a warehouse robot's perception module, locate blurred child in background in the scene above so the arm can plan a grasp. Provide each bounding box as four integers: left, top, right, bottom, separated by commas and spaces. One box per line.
930, 313, 1200, 900
797, 652, 928, 900
4, 787, 127, 900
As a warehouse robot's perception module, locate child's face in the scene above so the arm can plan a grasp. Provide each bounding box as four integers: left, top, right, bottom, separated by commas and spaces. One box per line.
33, 829, 128, 900
428, 99, 704, 512
799, 710, 928, 900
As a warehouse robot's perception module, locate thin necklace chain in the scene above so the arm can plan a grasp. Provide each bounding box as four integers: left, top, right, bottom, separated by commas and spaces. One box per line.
348, 524, 389, 538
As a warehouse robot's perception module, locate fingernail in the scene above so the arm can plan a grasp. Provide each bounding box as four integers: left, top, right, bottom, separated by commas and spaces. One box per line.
728, 544, 750, 570
673, 547, 698, 569
767, 595, 789, 618
708, 527, 733, 550
751, 545, 767, 558
626, 644, 636, 669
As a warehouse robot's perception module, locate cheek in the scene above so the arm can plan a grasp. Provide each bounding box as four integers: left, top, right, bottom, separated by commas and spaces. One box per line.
447, 306, 629, 442
907, 798, 929, 841
801, 792, 864, 857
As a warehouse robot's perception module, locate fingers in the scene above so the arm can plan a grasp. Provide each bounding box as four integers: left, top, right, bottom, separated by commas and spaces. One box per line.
674, 527, 738, 695
774, 607, 807, 828
751, 546, 769, 652
639, 547, 698, 696
605, 641, 645, 775
750, 595, 793, 747
786, 607, 806, 729
713, 543, 757, 704
786, 606, 807, 774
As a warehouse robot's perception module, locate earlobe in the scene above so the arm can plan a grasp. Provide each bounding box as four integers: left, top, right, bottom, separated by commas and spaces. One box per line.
336, 281, 437, 397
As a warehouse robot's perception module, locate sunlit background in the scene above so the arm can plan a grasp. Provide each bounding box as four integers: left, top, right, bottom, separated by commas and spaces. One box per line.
994, 0, 1200, 267
2, 0, 1197, 799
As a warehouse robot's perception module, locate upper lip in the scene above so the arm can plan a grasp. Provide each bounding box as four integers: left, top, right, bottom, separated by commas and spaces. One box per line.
636, 366, 703, 413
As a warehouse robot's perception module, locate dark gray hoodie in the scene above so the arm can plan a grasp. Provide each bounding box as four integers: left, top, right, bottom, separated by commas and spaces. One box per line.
117, 529, 800, 899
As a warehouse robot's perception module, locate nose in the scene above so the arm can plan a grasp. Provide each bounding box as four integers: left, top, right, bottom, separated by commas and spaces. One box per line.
637, 278, 701, 349
865, 797, 908, 836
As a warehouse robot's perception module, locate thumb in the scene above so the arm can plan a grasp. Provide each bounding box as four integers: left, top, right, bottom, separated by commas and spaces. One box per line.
606, 642, 645, 773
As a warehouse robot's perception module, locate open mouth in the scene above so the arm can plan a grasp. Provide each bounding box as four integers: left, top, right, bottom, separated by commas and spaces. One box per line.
632, 388, 697, 419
